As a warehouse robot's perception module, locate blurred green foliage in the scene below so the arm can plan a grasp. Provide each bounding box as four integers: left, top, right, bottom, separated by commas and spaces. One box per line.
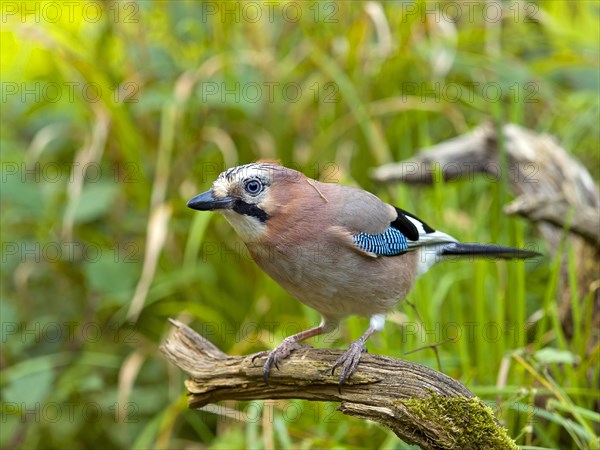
1, 1, 598, 449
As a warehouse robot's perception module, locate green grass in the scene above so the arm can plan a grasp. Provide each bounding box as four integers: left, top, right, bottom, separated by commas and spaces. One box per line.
1, 1, 599, 449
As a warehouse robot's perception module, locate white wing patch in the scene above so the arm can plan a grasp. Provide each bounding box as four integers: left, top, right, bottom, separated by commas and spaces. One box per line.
404, 216, 458, 247
402, 215, 459, 277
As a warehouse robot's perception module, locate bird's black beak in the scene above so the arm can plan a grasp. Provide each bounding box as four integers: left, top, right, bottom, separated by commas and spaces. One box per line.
187, 190, 234, 211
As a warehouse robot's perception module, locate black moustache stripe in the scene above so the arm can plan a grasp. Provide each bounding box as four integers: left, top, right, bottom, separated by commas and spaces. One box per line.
232, 200, 269, 222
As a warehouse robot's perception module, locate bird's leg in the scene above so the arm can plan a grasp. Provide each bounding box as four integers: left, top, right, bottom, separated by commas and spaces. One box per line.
252, 324, 327, 384
331, 326, 376, 385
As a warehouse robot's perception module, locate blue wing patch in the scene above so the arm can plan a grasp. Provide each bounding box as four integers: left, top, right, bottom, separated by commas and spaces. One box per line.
353, 227, 409, 256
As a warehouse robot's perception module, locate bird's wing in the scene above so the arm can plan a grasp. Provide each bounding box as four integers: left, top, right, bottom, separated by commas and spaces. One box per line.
325, 184, 398, 234
318, 182, 457, 258
395, 207, 458, 249
350, 207, 458, 257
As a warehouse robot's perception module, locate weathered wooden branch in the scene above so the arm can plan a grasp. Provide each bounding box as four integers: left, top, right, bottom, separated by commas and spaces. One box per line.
160, 319, 517, 449
504, 194, 600, 247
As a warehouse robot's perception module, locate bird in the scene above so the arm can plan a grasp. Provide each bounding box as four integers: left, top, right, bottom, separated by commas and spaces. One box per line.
187, 162, 539, 385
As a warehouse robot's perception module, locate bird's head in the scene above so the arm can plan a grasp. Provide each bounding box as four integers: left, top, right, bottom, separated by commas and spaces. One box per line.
187, 163, 301, 241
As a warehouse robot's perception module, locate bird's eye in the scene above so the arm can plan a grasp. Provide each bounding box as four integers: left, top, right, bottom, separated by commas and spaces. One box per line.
244, 179, 263, 195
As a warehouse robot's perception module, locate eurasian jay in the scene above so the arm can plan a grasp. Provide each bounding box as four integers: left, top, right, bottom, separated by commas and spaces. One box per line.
187, 162, 539, 385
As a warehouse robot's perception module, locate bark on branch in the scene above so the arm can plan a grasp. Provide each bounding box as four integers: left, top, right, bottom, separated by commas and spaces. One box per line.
160, 319, 517, 450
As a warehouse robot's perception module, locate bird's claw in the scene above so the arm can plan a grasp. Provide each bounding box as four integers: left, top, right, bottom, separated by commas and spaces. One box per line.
251, 350, 270, 364
253, 339, 309, 385
331, 339, 367, 386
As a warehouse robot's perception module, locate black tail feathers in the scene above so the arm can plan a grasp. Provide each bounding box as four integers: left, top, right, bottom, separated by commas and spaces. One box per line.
440, 243, 540, 259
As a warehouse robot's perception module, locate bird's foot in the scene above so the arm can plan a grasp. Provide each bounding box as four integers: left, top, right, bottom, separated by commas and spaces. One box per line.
252, 338, 310, 385
331, 339, 367, 386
